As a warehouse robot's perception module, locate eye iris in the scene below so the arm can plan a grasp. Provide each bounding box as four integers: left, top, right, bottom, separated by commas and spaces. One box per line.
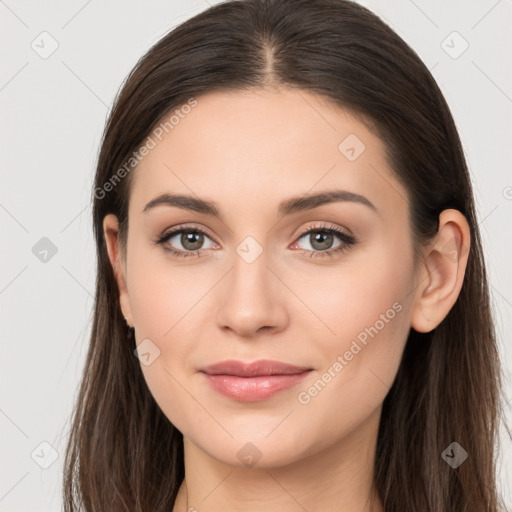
181, 230, 203, 250
310, 231, 333, 251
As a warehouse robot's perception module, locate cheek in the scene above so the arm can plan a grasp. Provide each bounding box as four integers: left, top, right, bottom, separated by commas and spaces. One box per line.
290, 264, 411, 443
127, 244, 211, 339
293, 237, 413, 392
293, 241, 411, 337
125, 249, 217, 429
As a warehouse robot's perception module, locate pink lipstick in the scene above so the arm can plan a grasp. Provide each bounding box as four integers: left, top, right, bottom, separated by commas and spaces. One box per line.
200, 359, 313, 401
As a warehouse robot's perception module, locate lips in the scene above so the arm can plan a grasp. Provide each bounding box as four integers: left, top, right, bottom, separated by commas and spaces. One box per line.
200, 359, 313, 377
199, 359, 313, 401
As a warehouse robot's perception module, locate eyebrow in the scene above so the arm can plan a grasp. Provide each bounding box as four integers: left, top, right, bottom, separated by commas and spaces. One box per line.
142, 189, 379, 218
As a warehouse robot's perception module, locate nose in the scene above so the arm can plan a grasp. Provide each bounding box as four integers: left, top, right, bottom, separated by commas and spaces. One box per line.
215, 247, 289, 338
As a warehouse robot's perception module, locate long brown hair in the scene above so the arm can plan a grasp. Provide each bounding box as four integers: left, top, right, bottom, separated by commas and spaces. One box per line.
62, 0, 509, 510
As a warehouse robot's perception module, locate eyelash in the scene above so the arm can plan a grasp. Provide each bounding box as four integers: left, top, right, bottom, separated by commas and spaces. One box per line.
154, 223, 356, 260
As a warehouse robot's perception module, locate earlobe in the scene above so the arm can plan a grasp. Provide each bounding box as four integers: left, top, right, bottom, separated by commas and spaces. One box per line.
102, 214, 133, 327
410, 209, 470, 333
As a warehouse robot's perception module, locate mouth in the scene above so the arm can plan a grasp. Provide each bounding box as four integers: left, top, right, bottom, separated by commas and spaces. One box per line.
199, 359, 313, 401
200, 359, 313, 377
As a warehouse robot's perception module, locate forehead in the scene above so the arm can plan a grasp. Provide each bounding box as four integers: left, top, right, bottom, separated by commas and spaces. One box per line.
129, 87, 407, 219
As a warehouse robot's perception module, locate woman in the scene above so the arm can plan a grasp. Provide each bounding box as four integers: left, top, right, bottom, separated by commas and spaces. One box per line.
62, 0, 508, 510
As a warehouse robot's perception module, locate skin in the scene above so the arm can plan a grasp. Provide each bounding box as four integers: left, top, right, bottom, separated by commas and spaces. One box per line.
103, 87, 470, 512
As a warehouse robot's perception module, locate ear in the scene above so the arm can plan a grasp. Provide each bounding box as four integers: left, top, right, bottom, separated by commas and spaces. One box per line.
410, 209, 471, 333
103, 213, 133, 327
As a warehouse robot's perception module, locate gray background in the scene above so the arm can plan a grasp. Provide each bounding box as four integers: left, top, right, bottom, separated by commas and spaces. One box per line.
1, 0, 511, 510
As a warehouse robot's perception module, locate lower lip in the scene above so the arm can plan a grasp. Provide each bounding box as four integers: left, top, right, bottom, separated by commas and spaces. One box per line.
201, 371, 312, 402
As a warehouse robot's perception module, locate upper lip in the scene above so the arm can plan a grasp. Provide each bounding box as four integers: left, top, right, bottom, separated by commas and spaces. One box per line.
200, 359, 313, 377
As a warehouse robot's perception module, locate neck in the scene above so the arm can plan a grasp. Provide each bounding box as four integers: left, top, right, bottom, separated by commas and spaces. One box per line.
173, 406, 384, 512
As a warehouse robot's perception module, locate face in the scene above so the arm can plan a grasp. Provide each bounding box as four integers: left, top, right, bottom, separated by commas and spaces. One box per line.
105, 87, 421, 468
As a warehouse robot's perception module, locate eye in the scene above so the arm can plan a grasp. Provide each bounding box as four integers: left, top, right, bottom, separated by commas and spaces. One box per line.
154, 223, 357, 260
154, 225, 217, 259
291, 223, 356, 259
